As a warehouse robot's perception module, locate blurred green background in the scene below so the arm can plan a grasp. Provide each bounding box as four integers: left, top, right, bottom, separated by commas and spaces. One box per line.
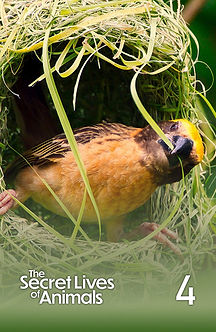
182, 0, 216, 120
182, 0, 216, 200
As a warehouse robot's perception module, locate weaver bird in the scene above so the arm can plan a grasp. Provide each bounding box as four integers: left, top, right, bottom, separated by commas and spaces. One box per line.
0, 119, 204, 254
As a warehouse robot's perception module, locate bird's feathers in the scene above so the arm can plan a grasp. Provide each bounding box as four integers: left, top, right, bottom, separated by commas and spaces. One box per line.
3, 119, 204, 222
74, 122, 135, 143
5, 119, 204, 186
5, 122, 136, 181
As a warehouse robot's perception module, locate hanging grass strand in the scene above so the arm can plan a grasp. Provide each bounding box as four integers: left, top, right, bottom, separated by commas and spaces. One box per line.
42, 25, 102, 239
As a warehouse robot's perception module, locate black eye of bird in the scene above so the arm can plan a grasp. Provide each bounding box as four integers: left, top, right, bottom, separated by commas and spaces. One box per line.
170, 123, 179, 131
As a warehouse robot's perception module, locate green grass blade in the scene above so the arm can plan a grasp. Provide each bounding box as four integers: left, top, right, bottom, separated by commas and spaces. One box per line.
0, 8, 27, 61
130, 17, 174, 150
196, 90, 216, 119
42, 26, 102, 239
7, 144, 93, 245
69, 188, 87, 245
0, 185, 73, 248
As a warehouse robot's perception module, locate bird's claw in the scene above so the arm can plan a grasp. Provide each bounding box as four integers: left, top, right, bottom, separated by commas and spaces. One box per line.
0, 189, 16, 215
139, 222, 182, 257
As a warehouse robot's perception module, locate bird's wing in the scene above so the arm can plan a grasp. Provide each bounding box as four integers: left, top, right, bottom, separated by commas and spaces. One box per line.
74, 122, 135, 144
5, 122, 136, 181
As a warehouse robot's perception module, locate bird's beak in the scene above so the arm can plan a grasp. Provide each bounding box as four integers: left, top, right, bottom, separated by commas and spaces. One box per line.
171, 135, 193, 159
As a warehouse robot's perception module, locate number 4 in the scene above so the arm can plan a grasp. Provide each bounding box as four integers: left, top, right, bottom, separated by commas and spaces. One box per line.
176, 274, 196, 305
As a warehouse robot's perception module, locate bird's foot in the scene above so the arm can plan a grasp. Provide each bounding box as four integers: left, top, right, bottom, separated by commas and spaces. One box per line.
124, 222, 182, 257
0, 189, 17, 215
139, 222, 182, 256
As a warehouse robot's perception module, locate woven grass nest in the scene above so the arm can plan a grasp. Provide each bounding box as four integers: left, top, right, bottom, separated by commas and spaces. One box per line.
0, 0, 215, 296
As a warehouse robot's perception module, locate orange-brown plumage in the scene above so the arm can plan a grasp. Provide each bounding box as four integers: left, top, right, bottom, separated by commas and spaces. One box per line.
9, 124, 157, 221
1, 119, 204, 247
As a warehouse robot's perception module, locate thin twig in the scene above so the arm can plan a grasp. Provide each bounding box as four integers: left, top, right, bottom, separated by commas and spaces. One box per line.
182, 0, 209, 23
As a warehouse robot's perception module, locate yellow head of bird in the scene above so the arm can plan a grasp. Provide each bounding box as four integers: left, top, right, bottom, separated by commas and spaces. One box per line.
152, 118, 204, 184
172, 119, 204, 164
